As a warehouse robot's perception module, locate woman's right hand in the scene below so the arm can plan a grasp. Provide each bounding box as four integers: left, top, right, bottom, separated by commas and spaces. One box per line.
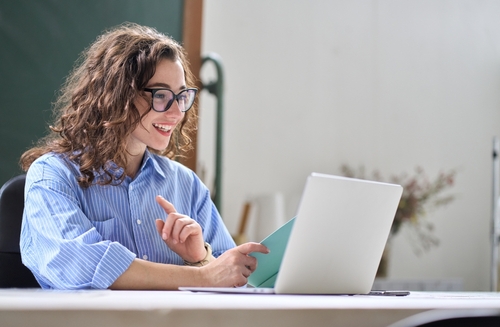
200, 242, 269, 288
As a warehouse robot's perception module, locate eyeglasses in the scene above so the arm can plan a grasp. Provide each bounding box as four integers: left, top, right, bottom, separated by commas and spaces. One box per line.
143, 88, 198, 113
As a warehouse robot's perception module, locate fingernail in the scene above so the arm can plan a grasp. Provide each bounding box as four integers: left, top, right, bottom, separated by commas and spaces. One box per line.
162, 233, 167, 240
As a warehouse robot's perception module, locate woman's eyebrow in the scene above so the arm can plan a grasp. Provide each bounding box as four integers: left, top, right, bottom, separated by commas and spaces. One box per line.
146, 82, 186, 90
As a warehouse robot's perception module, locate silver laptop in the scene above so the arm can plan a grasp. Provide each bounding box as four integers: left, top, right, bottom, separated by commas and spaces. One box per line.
180, 173, 404, 295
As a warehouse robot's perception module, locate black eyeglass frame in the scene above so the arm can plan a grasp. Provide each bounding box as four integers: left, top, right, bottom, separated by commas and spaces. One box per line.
143, 88, 198, 113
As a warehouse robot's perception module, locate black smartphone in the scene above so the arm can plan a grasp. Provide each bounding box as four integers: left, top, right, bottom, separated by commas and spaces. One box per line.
369, 290, 410, 296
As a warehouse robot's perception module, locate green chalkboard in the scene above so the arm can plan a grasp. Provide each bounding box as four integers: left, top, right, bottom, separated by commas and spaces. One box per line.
0, 0, 184, 184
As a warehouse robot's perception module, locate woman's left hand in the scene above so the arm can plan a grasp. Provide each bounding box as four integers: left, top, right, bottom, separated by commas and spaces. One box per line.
154, 195, 207, 263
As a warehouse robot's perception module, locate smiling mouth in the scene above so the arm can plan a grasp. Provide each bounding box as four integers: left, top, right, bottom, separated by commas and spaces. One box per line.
153, 123, 173, 133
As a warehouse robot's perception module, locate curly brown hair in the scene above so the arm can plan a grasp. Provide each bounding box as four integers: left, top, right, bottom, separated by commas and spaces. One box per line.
20, 23, 197, 187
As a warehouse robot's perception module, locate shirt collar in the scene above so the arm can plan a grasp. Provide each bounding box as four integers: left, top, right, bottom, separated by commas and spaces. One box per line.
141, 149, 166, 179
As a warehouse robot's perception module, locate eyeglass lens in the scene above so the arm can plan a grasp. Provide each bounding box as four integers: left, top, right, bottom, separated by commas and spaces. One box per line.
151, 89, 196, 112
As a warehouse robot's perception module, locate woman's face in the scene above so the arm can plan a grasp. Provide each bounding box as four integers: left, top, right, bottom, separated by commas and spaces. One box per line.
128, 58, 186, 155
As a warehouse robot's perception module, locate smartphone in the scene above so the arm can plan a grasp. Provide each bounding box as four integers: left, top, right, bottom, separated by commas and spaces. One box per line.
369, 290, 410, 296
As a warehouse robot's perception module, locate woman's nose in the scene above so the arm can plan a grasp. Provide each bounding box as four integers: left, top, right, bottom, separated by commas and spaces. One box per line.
165, 99, 184, 116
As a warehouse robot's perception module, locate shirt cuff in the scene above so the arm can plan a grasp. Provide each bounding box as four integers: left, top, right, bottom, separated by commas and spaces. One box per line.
91, 241, 137, 289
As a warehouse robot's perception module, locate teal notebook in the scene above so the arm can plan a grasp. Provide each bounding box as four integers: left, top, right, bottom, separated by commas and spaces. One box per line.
248, 217, 296, 288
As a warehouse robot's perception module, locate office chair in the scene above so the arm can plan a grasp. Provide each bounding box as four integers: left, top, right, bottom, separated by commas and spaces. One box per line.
387, 309, 500, 327
0, 174, 39, 288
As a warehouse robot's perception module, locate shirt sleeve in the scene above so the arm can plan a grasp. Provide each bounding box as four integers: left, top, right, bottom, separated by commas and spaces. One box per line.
189, 172, 236, 258
20, 157, 136, 289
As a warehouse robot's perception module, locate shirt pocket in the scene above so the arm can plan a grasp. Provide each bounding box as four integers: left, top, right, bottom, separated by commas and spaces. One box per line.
90, 216, 119, 241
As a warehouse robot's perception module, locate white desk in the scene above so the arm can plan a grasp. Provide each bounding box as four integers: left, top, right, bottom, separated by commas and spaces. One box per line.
1, 290, 500, 327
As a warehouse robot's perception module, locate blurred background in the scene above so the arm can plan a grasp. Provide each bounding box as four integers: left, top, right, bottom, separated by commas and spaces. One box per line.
1, 0, 500, 291
199, 0, 500, 292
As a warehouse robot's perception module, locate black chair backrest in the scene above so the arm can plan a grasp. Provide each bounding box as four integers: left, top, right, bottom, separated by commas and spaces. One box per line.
0, 175, 40, 287
388, 309, 500, 327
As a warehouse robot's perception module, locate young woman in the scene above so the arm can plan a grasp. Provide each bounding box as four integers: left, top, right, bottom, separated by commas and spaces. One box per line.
19, 23, 268, 290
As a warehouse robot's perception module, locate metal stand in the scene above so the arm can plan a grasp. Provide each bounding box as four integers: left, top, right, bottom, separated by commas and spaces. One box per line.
491, 137, 500, 291
201, 53, 225, 213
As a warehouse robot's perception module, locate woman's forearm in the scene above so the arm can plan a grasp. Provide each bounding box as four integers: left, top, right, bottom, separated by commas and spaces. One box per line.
109, 258, 206, 290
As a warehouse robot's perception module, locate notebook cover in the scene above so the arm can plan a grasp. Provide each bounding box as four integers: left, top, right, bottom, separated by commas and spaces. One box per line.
248, 217, 296, 288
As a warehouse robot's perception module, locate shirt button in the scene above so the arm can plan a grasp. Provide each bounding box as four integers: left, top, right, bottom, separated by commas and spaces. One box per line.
136, 219, 142, 225
143, 255, 148, 260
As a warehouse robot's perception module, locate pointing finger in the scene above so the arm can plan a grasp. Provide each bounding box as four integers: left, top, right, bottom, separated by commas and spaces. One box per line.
156, 195, 177, 215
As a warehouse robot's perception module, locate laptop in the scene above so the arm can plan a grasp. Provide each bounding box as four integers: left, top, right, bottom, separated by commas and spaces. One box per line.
180, 172, 405, 295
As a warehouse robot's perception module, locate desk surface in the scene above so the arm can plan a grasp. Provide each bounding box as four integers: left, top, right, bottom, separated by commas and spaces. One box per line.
1, 290, 500, 327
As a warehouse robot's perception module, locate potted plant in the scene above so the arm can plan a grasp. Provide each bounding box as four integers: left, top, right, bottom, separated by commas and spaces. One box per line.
341, 165, 456, 277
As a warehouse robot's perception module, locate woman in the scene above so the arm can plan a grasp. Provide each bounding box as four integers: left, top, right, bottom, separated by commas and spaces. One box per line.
19, 23, 268, 290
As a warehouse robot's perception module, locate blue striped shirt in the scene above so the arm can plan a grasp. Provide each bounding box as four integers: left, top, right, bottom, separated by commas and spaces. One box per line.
20, 150, 236, 289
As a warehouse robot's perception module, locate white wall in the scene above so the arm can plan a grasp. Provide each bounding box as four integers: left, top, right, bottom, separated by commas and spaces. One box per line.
199, 0, 500, 291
